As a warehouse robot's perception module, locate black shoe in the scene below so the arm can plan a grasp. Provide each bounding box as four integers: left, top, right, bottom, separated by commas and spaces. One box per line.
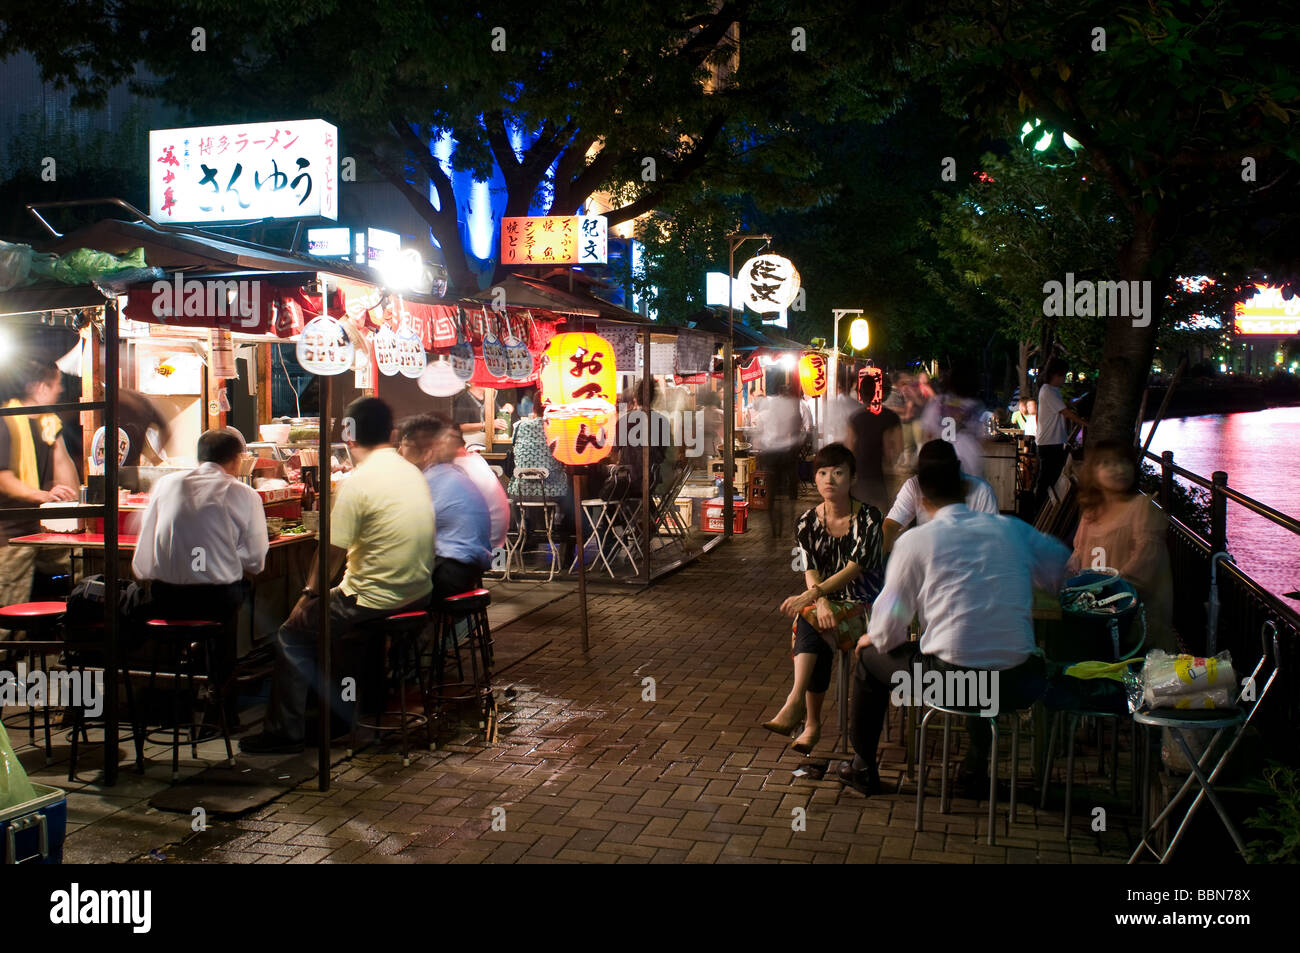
836, 761, 883, 797
238, 731, 305, 755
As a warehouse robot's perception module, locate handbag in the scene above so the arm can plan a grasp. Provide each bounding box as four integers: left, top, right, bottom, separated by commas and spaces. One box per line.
794, 599, 866, 651
1059, 568, 1146, 661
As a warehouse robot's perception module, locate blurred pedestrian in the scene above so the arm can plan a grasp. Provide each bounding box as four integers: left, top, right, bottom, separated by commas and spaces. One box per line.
920, 363, 987, 479
755, 380, 803, 539
1033, 357, 1087, 514
844, 373, 902, 513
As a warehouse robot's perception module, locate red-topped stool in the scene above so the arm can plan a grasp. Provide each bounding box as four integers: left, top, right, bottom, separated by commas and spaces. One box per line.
346, 609, 432, 767
0, 601, 68, 759
135, 618, 235, 781
428, 589, 495, 747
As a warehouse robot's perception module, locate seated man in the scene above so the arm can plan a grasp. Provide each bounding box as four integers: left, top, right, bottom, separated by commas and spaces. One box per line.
398, 414, 492, 599
882, 440, 1000, 553
132, 428, 267, 684
840, 440, 1069, 796
241, 397, 434, 754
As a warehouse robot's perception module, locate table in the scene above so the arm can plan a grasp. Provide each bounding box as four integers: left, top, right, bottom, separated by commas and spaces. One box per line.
10, 532, 317, 655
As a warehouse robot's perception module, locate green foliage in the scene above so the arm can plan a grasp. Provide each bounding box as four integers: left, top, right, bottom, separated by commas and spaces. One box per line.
1138, 461, 1211, 540
1244, 762, 1300, 864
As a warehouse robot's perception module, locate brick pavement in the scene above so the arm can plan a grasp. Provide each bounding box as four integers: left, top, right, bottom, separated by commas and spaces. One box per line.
77, 498, 1141, 864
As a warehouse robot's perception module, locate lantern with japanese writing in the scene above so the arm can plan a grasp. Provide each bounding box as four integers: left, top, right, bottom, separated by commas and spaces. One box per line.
739, 254, 801, 313
538, 332, 618, 407
798, 352, 828, 397
538, 332, 618, 466
860, 365, 885, 414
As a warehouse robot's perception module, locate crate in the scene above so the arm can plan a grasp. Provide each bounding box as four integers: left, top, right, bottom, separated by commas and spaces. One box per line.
708, 456, 754, 486
702, 499, 749, 534
0, 783, 66, 864
674, 498, 693, 527
748, 481, 770, 510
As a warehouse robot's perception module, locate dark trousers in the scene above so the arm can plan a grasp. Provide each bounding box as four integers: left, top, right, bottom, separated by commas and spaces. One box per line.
146, 580, 247, 688
793, 614, 835, 694
264, 588, 430, 743
1034, 444, 1068, 515
432, 557, 483, 602
759, 448, 799, 537
850, 642, 1046, 774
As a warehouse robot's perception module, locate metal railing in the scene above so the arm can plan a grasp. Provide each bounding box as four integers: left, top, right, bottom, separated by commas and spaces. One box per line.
1145, 449, 1298, 749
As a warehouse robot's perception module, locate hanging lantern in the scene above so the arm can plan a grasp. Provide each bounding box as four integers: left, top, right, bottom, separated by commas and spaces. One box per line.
849, 318, 870, 351
860, 365, 885, 414
738, 254, 801, 313
798, 352, 828, 397
543, 400, 616, 466
538, 332, 618, 407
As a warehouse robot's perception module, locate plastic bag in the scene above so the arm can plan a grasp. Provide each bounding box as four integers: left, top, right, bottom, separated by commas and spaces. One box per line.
0, 240, 34, 292
0, 721, 37, 810
1142, 649, 1236, 699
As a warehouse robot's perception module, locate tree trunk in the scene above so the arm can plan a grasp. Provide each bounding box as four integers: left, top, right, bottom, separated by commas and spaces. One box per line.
1087, 213, 1162, 447
1017, 339, 1033, 401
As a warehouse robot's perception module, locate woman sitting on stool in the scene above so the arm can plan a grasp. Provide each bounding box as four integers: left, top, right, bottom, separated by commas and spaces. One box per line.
764, 442, 884, 754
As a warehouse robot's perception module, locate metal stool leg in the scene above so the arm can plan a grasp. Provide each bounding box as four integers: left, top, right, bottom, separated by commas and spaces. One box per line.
916, 708, 936, 833
1064, 713, 1078, 841
395, 637, 411, 767
939, 712, 952, 814
1010, 715, 1020, 824
988, 718, 1000, 846
1039, 711, 1060, 810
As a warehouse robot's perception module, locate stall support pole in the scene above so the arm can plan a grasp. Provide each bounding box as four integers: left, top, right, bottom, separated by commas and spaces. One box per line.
316, 375, 332, 792
640, 327, 651, 585
573, 471, 588, 652
102, 298, 121, 786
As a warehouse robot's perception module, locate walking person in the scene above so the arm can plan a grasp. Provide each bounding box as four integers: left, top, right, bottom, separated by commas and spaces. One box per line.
763, 443, 884, 755
1033, 357, 1088, 515
844, 373, 902, 513
756, 380, 803, 539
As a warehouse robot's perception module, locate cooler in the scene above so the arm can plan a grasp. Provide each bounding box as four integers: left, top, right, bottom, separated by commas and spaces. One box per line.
702, 498, 749, 534
0, 783, 67, 865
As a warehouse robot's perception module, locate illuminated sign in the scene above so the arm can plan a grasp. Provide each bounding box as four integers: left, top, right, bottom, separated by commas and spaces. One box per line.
1234, 284, 1300, 336
501, 216, 607, 266
307, 227, 352, 257
738, 254, 800, 314
149, 119, 338, 223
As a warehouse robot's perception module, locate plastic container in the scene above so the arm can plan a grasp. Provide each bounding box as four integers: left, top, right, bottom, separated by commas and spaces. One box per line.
39, 502, 81, 532
259, 423, 291, 443
702, 498, 748, 534
0, 783, 66, 864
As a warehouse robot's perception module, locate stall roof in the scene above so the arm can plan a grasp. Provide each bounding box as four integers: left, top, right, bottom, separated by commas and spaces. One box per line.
0, 283, 108, 318
687, 309, 807, 350
469, 272, 651, 323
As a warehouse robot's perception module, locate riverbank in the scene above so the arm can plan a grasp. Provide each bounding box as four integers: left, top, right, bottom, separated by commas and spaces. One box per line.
1141, 375, 1300, 420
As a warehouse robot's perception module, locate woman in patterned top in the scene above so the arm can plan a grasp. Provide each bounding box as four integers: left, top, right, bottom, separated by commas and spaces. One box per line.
764, 442, 884, 754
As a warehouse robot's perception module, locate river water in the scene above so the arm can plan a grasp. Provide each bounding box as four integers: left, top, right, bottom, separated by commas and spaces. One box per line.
1140, 407, 1300, 602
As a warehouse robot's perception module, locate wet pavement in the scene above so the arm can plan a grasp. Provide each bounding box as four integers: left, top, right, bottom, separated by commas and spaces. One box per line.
11, 497, 1143, 863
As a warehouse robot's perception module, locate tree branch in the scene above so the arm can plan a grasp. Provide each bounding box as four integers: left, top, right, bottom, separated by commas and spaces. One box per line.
601, 114, 727, 225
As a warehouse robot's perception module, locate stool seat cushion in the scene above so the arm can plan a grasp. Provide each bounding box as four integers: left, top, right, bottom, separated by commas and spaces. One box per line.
440, 589, 491, 614
385, 610, 429, 622
145, 618, 223, 628
0, 601, 66, 618
445, 588, 490, 602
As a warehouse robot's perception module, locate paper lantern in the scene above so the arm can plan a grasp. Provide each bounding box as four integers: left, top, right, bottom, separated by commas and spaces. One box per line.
798, 352, 827, 397
860, 365, 885, 414
538, 332, 618, 407
543, 400, 616, 466
849, 318, 870, 351
739, 254, 800, 313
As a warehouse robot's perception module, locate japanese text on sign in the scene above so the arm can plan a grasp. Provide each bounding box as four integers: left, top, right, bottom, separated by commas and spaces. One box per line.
501, 215, 607, 266
150, 119, 338, 223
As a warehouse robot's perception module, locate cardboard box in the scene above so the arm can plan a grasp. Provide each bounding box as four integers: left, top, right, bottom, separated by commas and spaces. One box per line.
708, 456, 754, 485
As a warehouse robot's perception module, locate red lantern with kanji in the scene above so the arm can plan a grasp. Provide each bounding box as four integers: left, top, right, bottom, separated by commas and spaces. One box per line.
543, 401, 616, 466
798, 352, 827, 397
538, 332, 618, 407
860, 365, 885, 414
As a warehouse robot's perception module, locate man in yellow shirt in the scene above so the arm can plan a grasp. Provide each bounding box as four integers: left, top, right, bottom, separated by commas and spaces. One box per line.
241, 397, 434, 753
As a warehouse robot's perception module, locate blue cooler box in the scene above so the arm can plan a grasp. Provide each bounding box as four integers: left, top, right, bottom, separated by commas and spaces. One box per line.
1, 783, 67, 864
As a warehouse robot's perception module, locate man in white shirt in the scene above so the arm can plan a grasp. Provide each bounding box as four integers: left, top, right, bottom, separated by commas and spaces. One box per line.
241, 397, 434, 754
756, 382, 803, 538
883, 440, 1000, 552
838, 440, 1069, 796
132, 428, 267, 690
1034, 358, 1087, 515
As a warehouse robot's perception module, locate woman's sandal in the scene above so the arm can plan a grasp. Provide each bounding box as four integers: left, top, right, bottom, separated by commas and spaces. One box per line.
790, 725, 821, 754
762, 705, 806, 736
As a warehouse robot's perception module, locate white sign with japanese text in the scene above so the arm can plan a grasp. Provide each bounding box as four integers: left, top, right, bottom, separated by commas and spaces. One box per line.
149, 119, 338, 223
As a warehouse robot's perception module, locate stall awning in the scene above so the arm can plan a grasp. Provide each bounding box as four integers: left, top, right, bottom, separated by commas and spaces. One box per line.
0, 283, 108, 318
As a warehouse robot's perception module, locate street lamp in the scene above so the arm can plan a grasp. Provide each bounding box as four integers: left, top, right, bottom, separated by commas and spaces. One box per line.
829, 309, 865, 403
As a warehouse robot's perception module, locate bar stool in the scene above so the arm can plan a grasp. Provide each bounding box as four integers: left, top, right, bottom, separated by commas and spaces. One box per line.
428, 589, 495, 747
0, 601, 68, 759
916, 703, 1031, 846
60, 620, 145, 782
1038, 706, 1137, 840
506, 469, 561, 582
346, 609, 431, 767
137, 618, 235, 781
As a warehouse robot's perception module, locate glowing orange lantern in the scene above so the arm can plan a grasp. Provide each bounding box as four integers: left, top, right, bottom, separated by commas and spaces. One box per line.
543, 400, 616, 466
860, 365, 885, 414
798, 352, 827, 397
538, 332, 618, 407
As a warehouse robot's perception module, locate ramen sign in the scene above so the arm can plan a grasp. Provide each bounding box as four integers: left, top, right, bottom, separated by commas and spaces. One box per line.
738, 254, 800, 314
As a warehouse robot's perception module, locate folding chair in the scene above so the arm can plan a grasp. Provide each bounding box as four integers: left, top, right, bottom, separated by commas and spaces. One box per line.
649, 466, 693, 556
570, 465, 640, 578
1128, 621, 1282, 864
505, 467, 560, 582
